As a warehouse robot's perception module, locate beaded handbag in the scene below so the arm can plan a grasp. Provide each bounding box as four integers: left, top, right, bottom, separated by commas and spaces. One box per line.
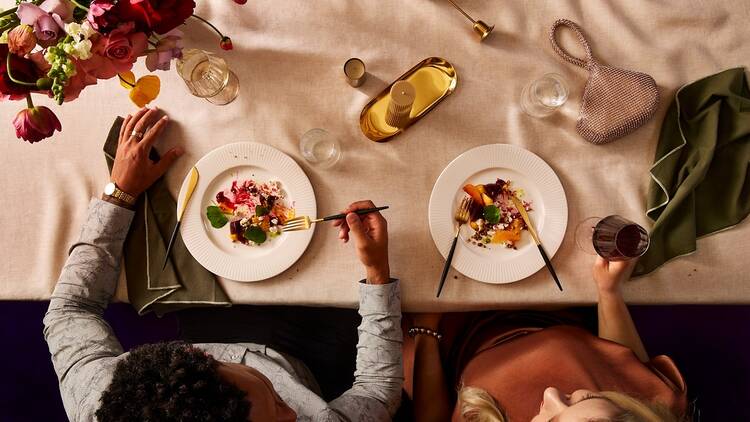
550, 19, 659, 144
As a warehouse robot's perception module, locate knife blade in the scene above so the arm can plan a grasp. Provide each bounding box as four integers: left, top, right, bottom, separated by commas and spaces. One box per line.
162, 167, 199, 270
510, 195, 563, 291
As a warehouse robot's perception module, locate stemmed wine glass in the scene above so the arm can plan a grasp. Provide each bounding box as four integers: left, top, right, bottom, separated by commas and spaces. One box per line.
176, 48, 239, 105
574, 215, 650, 261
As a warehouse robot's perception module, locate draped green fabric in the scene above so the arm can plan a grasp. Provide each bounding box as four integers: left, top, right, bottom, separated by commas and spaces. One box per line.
104, 117, 231, 315
635, 68, 750, 276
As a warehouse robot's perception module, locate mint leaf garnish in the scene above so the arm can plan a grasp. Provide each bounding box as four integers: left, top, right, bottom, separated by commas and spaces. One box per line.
244, 226, 267, 244
206, 206, 229, 228
483, 205, 500, 224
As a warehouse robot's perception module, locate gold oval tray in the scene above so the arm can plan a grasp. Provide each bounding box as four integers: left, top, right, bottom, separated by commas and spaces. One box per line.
359, 57, 458, 142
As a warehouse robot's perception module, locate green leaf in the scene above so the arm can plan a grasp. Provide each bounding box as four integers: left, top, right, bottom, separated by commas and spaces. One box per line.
255, 205, 268, 216
483, 205, 500, 224
206, 206, 228, 228
244, 226, 267, 244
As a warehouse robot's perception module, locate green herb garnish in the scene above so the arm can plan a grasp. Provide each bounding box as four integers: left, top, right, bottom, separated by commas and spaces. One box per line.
483, 205, 500, 224
243, 226, 267, 244
206, 206, 228, 228
255, 205, 269, 216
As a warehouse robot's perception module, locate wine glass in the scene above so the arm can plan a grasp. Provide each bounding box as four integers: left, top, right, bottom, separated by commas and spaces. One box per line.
520, 73, 569, 117
176, 48, 239, 105
574, 215, 649, 261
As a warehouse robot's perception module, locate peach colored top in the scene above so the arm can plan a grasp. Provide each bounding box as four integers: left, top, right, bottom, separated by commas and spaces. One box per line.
451, 325, 687, 422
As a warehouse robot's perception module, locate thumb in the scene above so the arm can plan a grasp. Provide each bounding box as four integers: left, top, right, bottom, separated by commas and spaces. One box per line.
346, 213, 368, 245
155, 147, 184, 175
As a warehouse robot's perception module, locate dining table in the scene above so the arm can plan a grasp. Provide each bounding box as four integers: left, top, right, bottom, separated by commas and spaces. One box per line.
1, 0, 749, 312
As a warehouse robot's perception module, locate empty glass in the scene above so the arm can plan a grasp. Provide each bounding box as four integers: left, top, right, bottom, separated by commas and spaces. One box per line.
520, 73, 569, 117
299, 129, 342, 168
176, 48, 239, 105
575, 215, 650, 261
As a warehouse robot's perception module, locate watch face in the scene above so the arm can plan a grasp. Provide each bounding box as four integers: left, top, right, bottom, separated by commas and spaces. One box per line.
104, 182, 116, 195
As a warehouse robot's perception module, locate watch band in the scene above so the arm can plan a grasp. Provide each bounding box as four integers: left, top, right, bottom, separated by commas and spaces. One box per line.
105, 182, 137, 205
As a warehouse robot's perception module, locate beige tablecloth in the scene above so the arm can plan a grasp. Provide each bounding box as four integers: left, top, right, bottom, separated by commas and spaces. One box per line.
2, 0, 749, 311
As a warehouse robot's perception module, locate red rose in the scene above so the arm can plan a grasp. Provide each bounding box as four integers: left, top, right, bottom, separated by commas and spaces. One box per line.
90, 0, 195, 35
0, 44, 43, 101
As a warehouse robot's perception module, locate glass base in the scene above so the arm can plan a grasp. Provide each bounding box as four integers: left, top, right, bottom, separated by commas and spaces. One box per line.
206, 71, 240, 105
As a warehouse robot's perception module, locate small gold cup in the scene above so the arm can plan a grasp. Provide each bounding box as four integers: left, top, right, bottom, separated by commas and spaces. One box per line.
473, 20, 494, 41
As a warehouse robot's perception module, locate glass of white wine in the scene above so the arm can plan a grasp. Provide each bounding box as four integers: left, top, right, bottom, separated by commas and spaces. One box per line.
176, 48, 239, 105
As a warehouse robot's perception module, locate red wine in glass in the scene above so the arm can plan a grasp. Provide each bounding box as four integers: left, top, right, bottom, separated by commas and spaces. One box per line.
592, 215, 649, 261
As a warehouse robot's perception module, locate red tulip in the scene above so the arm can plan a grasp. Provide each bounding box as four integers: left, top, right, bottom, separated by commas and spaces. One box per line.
220, 36, 233, 51
13, 106, 62, 143
233, 0, 248, 4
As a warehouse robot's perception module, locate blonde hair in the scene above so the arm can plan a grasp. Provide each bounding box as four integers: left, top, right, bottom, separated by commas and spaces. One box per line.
457, 386, 681, 422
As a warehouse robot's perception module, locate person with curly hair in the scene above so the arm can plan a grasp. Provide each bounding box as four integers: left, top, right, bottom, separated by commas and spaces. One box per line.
44, 108, 403, 422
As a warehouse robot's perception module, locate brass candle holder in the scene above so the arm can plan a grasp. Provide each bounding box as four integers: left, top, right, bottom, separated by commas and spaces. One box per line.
445, 0, 494, 41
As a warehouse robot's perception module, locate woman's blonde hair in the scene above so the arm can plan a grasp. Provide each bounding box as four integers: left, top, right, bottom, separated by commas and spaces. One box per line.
457, 386, 681, 422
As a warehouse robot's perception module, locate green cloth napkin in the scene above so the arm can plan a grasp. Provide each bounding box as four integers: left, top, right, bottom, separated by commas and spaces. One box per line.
634, 68, 750, 276
104, 117, 231, 316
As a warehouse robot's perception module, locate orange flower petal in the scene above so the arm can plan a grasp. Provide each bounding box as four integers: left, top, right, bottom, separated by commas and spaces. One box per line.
118, 71, 136, 90
129, 75, 161, 107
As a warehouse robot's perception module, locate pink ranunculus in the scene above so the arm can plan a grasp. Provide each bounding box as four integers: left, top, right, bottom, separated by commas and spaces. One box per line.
16, 0, 74, 45
7, 25, 37, 57
87, 0, 117, 31
13, 106, 62, 143
89, 23, 148, 79
145, 29, 183, 71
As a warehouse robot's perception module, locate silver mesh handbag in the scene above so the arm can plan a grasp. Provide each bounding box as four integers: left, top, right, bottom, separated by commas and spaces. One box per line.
550, 19, 659, 144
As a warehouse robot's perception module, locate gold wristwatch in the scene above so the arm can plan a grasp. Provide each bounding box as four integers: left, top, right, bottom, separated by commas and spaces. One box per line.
104, 182, 136, 206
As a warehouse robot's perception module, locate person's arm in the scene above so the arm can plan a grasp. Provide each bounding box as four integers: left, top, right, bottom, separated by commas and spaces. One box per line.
328, 201, 404, 418
410, 313, 452, 422
592, 257, 649, 362
43, 108, 182, 420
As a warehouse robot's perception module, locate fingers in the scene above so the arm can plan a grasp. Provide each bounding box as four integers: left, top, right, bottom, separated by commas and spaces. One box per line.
345, 213, 368, 246
123, 107, 150, 142
119, 114, 132, 143
345, 200, 377, 213
131, 107, 161, 142
153, 147, 184, 176
140, 115, 169, 150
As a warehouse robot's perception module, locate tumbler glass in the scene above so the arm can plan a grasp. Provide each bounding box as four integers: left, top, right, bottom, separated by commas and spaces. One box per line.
299, 129, 342, 169
520, 73, 569, 117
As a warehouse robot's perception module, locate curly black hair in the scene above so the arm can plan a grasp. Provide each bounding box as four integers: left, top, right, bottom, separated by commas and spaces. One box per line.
96, 341, 251, 422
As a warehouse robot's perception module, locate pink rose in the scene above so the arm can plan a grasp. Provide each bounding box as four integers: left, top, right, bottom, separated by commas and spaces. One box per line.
13, 106, 62, 143
16, 0, 74, 45
145, 29, 183, 71
7, 25, 37, 57
90, 23, 148, 79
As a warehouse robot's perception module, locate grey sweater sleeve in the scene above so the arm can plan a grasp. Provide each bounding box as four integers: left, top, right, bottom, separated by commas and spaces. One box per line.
327, 280, 404, 420
43, 199, 133, 422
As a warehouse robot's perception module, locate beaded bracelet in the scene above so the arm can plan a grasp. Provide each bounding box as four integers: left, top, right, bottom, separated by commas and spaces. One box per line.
407, 326, 443, 340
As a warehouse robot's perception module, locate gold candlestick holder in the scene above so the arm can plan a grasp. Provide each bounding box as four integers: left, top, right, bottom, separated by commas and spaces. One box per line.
445, 0, 494, 41
359, 57, 457, 142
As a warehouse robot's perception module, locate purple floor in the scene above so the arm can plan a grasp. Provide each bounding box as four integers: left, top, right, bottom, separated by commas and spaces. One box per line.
2, 302, 748, 421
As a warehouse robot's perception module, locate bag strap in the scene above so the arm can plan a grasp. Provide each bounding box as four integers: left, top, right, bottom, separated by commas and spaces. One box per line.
549, 19, 595, 68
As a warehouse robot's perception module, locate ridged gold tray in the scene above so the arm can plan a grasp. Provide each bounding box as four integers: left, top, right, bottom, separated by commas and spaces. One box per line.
359, 57, 458, 142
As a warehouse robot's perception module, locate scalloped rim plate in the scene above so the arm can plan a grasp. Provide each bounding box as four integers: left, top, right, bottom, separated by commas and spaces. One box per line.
178, 142, 316, 282
428, 144, 567, 284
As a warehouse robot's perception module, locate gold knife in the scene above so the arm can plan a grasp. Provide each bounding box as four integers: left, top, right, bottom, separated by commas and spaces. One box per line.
510, 195, 563, 291
162, 167, 199, 270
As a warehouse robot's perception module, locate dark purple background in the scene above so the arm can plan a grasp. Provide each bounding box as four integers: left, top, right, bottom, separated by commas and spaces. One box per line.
1, 302, 747, 421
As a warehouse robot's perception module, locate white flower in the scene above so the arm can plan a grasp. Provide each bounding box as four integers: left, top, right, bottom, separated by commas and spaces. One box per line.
65, 21, 95, 41
62, 39, 92, 60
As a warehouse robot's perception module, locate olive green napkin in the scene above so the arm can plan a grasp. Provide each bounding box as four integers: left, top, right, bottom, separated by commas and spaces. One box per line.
104, 117, 231, 316
634, 68, 750, 276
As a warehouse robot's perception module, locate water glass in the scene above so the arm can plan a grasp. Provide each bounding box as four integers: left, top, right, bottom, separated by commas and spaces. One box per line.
520, 73, 569, 117
575, 215, 650, 261
176, 48, 239, 105
299, 129, 342, 168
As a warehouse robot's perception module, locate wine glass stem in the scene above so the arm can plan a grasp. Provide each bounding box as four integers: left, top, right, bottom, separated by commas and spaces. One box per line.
446, 0, 476, 23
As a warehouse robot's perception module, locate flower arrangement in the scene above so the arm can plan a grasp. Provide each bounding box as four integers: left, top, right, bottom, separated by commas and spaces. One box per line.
0, 0, 244, 143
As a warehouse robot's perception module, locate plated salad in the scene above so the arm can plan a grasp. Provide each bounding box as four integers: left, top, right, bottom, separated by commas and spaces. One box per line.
206, 179, 295, 246
462, 178, 533, 249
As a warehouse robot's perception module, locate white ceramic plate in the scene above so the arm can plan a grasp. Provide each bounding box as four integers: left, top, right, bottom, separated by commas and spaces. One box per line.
178, 142, 316, 282
428, 144, 567, 283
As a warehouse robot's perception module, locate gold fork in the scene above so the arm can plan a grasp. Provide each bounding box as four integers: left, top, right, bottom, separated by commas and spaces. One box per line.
437, 197, 472, 297
282, 206, 389, 232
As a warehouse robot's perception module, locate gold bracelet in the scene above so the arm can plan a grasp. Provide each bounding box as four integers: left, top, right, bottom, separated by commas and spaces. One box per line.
407, 327, 443, 340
